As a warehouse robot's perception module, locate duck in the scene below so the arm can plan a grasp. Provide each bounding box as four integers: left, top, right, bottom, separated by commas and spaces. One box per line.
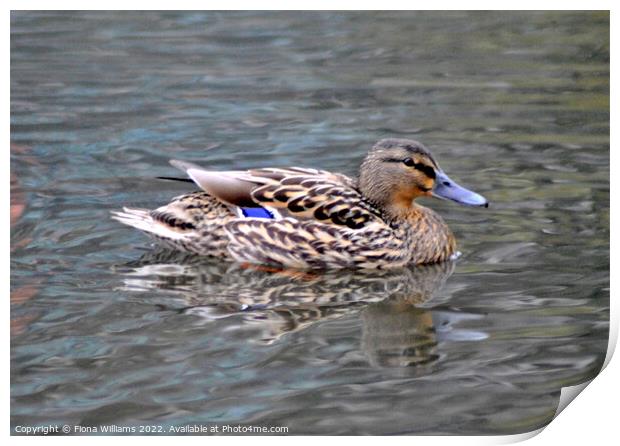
111, 138, 488, 269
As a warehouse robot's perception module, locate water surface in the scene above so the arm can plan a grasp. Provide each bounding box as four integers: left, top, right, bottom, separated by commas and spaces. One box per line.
11, 11, 609, 435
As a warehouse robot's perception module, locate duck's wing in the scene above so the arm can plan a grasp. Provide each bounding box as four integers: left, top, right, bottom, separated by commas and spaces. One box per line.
249, 168, 383, 229
170, 161, 383, 229
169, 160, 265, 208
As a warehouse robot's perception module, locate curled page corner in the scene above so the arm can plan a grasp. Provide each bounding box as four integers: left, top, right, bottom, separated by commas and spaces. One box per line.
491, 381, 595, 445
496, 426, 546, 444
554, 380, 592, 419
602, 310, 618, 370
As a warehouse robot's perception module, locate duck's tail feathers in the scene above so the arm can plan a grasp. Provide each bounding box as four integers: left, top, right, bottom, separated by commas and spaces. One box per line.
111, 207, 190, 241
156, 176, 194, 183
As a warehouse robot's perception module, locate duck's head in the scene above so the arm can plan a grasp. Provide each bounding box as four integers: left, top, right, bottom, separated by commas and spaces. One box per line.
359, 138, 488, 216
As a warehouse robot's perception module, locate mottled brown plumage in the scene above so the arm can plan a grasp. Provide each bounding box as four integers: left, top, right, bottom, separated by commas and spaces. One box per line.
112, 138, 488, 269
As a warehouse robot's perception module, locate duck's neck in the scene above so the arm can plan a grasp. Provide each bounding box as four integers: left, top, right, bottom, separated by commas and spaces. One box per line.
381, 199, 425, 225
357, 180, 420, 224
355, 171, 457, 263
386, 202, 457, 264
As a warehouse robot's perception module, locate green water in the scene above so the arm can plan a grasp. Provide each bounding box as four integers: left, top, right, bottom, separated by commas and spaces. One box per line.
11, 11, 609, 435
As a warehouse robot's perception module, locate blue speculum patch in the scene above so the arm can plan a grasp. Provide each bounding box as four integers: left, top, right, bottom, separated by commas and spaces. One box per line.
241, 207, 275, 219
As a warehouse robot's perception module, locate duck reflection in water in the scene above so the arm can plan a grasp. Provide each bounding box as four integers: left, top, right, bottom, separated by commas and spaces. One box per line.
117, 251, 486, 368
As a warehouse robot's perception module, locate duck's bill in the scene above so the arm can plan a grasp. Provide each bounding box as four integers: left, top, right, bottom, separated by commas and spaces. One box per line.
432, 171, 489, 207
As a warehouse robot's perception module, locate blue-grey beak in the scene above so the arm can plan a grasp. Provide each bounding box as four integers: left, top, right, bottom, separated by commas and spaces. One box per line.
432, 170, 488, 207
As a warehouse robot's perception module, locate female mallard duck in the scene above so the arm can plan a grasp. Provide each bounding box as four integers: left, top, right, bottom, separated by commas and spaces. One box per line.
112, 138, 488, 269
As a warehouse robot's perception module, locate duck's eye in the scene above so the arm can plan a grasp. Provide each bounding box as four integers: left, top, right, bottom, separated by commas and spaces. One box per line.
403, 158, 415, 167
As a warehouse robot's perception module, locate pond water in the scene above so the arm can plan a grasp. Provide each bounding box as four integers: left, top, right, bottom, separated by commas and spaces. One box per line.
11, 11, 609, 435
